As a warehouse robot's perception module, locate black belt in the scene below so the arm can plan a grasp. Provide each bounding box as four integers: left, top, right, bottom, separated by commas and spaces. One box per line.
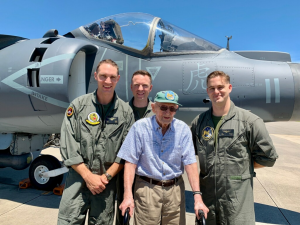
139, 175, 181, 187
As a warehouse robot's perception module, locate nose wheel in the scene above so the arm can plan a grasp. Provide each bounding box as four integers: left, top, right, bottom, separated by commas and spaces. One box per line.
29, 155, 63, 191
33, 165, 50, 184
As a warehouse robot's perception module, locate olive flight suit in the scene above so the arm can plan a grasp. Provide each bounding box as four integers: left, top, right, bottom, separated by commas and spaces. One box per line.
191, 101, 278, 225
115, 97, 155, 225
128, 97, 155, 121
58, 90, 134, 225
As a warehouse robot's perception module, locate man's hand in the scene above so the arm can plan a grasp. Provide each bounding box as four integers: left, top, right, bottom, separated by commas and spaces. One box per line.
194, 195, 209, 220
84, 173, 109, 195
119, 196, 134, 217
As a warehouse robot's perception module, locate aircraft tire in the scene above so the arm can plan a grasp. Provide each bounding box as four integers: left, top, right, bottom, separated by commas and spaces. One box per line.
29, 155, 63, 191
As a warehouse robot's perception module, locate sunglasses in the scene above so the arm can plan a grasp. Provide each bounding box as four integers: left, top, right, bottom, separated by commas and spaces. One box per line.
158, 105, 178, 112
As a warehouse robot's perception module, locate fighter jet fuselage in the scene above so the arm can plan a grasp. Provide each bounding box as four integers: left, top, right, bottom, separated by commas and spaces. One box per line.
0, 13, 299, 185
0, 36, 299, 135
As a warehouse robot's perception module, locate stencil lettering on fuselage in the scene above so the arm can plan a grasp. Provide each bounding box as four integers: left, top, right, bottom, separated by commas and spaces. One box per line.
40, 75, 63, 84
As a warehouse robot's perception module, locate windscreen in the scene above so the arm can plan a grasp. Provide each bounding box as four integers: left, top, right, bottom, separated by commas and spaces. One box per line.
153, 19, 221, 52
83, 13, 154, 51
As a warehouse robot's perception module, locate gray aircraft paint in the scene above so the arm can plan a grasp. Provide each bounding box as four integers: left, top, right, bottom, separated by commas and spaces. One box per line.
146, 66, 161, 80
0, 13, 299, 136
1, 53, 75, 108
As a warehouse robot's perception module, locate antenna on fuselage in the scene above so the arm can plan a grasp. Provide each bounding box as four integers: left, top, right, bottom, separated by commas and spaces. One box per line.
225, 36, 232, 50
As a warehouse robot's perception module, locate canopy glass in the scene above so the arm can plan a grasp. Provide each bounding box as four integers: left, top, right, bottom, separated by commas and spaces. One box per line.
82, 13, 221, 53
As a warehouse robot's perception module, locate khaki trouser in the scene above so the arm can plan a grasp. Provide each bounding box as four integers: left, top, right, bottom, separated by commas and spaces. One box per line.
133, 175, 186, 225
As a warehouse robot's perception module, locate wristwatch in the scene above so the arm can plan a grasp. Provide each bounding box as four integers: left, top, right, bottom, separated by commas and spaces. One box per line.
193, 191, 202, 196
105, 172, 112, 181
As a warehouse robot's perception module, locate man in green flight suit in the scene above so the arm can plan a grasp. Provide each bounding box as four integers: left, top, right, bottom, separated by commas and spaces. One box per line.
129, 70, 155, 120
116, 69, 155, 224
57, 59, 134, 225
191, 71, 278, 224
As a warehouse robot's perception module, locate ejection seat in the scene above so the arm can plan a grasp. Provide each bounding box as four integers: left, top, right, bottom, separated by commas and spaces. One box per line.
100, 19, 124, 44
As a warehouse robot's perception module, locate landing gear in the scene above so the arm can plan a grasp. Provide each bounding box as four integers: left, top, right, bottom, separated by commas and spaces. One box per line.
29, 155, 63, 191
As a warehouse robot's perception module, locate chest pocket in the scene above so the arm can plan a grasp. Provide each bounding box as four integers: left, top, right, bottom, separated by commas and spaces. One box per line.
104, 122, 125, 165
80, 120, 94, 166
226, 133, 249, 159
225, 132, 251, 175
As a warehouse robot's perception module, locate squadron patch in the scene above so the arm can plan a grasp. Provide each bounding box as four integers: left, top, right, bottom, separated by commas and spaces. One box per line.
86, 112, 100, 125
66, 107, 74, 117
165, 91, 175, 101
202, 126, 214, 141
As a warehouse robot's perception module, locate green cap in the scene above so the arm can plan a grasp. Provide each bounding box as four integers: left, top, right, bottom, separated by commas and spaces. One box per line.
154, 90, 182, 106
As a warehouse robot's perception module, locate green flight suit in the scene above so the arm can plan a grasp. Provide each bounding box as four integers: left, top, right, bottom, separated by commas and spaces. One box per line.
128, 97, 155, 121
58, 90, 134, 225
115, 97, 155, 225
191, 101, 278, 225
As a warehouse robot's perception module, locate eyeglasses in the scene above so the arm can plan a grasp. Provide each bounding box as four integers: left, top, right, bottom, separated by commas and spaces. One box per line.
158, 105, 178, 112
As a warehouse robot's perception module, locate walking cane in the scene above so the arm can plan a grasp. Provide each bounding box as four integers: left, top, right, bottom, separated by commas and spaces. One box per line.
195, 210, 206, 225
123, 207, 130, 225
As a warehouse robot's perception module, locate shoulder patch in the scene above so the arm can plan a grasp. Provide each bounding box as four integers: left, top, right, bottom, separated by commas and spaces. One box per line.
67, 107, 74, 117
202, 126, 214, 141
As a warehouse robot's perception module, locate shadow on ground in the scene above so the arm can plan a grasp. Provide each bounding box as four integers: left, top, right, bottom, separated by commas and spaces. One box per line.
0, 166, 64, 209
185, 191, 300, 224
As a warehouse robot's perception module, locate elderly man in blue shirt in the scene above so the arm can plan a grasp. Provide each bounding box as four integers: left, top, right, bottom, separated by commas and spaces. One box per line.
118, 90, 209, 225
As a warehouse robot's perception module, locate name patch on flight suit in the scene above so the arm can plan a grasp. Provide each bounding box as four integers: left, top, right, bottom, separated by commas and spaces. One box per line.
106, 117, 118, 124
219, 129, 234, 137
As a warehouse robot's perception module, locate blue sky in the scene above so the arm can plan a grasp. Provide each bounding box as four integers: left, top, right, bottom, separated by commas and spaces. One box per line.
1, 0, 299, 62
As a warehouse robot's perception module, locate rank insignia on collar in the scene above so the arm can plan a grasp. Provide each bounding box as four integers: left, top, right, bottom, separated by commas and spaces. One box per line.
66, 107, 74, 117
202, 126, 214, 141
86, 112, 100, 125
106, 117, 118, 124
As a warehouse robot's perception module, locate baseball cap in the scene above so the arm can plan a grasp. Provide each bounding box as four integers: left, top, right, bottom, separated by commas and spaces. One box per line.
154, 90, 182, 106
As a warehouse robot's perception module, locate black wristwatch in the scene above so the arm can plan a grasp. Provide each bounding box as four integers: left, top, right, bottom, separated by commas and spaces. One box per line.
193, 191, 202, 196
105, 172, 112, 181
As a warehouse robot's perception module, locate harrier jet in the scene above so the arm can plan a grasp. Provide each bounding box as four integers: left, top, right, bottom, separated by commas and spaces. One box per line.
0, 13, 299, 190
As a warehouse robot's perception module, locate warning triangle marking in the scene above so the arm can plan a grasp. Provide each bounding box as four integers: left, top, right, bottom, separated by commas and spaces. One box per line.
146, 66, 161, 81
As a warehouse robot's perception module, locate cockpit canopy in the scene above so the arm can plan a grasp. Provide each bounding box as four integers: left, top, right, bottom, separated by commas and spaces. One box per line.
82, 13, 221, 54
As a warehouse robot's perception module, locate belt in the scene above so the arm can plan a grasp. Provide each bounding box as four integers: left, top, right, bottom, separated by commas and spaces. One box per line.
139, 175, 181, 187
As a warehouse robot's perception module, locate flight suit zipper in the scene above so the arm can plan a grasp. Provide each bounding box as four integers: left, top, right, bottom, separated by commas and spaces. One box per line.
82, 121, 90, 132
214, 120, 226, 217
226, 130, 245, 151
108, 122, 124, 138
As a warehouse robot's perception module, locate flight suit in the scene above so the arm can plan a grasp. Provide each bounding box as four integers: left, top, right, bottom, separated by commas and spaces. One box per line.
128, 97, 155, 121
191, 101, 278, 225
58, 90, 134, 225
115, 97, 155, 225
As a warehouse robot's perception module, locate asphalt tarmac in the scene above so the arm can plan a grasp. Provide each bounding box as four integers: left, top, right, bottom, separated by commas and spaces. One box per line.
0, 122, 299, 225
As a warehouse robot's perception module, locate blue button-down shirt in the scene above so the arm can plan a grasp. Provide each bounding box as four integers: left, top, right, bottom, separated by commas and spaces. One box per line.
117, 115, 196, 180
